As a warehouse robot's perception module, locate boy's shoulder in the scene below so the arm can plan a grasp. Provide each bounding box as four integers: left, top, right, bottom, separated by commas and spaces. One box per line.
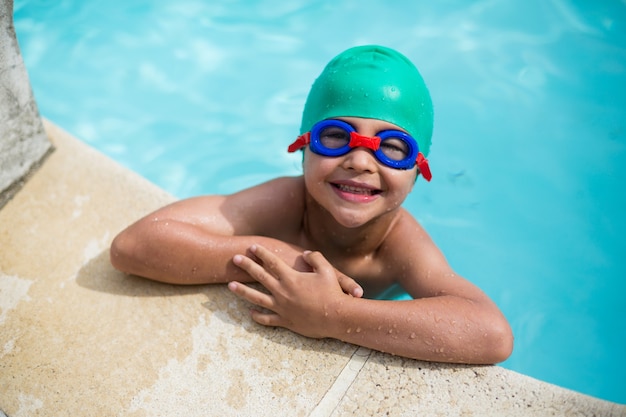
267, 175, 305, 190
234, 176, 306, 235
250, 175, 305, 202
379, 208, 433, 260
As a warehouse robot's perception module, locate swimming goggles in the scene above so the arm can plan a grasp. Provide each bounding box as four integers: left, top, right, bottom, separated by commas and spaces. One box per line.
288, 119, 431, 180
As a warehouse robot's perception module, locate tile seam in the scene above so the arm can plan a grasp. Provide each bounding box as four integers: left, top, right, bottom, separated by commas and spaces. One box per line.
308, 347, 372, 417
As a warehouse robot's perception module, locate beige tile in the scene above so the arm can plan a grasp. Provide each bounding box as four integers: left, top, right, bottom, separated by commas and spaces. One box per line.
329, 351, 625, 416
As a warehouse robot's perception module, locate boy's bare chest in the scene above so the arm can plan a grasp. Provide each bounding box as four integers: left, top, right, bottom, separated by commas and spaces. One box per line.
328, 254, 396, 297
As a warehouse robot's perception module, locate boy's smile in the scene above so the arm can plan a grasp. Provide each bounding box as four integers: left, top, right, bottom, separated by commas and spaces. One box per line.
330, 178, 382, 203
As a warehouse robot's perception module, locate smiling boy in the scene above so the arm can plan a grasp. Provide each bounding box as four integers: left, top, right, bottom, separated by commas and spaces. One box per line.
110, 45, 513, 364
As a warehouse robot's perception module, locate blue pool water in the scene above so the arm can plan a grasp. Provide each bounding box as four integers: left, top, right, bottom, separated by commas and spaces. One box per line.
13, 0, 626, 404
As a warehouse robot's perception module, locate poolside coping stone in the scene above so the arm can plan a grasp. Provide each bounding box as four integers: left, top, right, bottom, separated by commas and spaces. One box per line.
1, 121, 624, 416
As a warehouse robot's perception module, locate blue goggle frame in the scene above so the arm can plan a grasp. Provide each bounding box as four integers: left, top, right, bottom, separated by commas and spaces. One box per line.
288, 120, 431, 179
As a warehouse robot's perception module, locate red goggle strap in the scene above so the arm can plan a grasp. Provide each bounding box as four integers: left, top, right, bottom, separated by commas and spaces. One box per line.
349, 131, 381, 150
417, 152, 432, 182
287, 132, 310, 153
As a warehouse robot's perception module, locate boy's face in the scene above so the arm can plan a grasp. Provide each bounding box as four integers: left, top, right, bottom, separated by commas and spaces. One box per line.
302, 117, 418, 228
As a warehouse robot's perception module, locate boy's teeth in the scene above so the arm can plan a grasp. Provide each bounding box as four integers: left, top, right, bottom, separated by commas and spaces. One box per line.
337, 184, 373, 195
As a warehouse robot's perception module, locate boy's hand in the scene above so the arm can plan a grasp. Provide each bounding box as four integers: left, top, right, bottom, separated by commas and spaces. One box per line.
228, 245, 359, 338
287, 248, 363, 299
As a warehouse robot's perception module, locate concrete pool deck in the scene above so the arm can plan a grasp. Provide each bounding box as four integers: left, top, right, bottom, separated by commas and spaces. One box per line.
0, 121, 624, 416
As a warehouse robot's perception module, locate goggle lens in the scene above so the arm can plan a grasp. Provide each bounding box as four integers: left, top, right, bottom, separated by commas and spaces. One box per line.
318, 125, 351, 150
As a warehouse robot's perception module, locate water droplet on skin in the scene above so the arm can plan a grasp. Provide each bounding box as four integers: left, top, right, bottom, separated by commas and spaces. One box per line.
355, 327, 362, 333
346, 328, 352, 334
409, 333, 416, 339
388, 329, 393, 334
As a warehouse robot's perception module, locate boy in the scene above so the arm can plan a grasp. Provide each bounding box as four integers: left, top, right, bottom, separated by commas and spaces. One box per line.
110, 45, 513, 364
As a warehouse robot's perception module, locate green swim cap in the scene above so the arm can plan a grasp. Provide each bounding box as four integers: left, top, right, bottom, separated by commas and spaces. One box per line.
300, 45, 434, 157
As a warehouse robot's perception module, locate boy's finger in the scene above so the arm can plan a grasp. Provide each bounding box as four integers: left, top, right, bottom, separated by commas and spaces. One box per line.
250, 310, 285, 327
228, 281, 276, 310
302, 250, 335, 276
337, 274, 364, 298
248, 245, 291, 278
232, 254, 277, 287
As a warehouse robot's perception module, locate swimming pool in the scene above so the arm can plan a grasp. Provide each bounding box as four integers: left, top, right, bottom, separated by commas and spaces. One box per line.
13, 0, 626, 404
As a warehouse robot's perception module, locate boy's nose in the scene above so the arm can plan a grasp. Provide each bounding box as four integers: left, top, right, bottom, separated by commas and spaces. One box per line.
341, 147, 378, 173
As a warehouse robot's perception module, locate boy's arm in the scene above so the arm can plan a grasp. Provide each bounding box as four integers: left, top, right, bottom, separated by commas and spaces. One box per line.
326, 290, 512, 364
111, 221, 304, 285
364, 214, 513, 363
110, 177, 308, 284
